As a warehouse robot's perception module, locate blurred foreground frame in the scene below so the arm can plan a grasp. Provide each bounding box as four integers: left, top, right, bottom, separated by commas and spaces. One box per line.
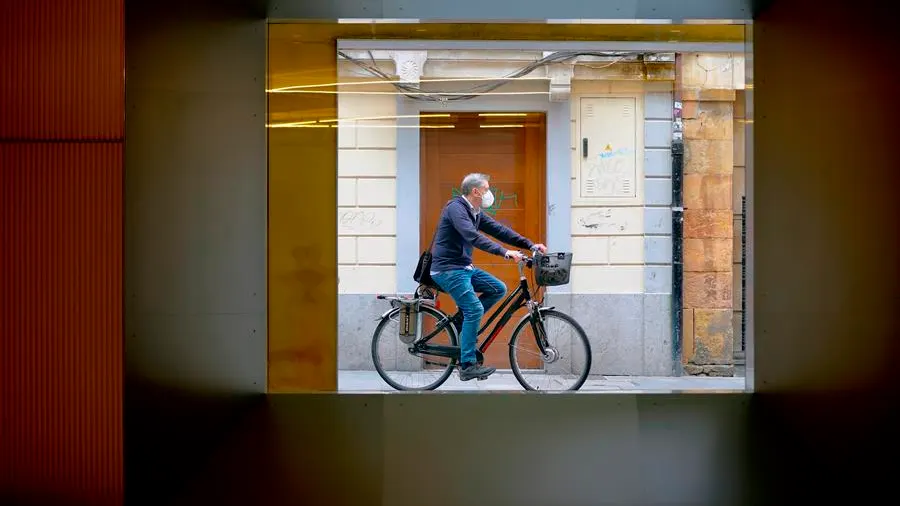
1, 0, 898, 505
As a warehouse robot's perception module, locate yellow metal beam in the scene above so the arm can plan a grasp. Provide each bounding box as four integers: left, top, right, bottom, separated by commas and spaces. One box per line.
269, 22, 745, 44
268, 36, 338, 392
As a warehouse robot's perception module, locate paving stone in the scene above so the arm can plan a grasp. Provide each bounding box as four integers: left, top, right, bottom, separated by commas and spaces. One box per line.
338, 371, 744, 392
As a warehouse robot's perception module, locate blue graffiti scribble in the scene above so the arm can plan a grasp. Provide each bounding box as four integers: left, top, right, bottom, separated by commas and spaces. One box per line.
598, 147, 633, 159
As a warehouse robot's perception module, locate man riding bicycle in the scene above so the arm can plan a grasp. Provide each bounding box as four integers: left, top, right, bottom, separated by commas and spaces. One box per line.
429, 173, 547, 381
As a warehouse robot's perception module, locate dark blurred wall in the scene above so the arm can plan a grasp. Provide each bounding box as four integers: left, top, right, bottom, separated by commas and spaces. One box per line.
123, 1, 267, 504
748, 0, 899, 501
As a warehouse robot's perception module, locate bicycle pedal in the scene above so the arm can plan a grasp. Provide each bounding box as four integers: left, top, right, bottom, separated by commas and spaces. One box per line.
477, 375, 490, 381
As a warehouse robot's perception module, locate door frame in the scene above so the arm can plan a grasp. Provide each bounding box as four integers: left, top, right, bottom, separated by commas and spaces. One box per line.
394, 94, 572, 294
417, 111, 549, 368
418, 111, 548, 259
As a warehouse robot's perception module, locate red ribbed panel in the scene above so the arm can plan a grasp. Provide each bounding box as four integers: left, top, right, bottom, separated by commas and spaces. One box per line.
0, 144, 124, 505
0, 0, 125, 139
0, 0, 124, 504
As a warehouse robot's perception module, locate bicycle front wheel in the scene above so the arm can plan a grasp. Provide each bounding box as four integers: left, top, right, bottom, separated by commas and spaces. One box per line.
508, 309, 592, 391
371, 304, 458, 391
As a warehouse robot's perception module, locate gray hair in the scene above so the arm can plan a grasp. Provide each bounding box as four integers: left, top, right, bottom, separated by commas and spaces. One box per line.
460, 173, 490, 196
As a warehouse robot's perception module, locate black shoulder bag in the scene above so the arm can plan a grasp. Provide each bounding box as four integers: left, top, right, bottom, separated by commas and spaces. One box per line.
413, 201, 451, 289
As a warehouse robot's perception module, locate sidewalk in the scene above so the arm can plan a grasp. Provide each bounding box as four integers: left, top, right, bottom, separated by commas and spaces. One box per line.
339, 370, 746, 393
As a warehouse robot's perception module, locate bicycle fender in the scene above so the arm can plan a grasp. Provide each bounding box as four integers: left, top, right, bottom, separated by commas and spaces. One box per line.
376, 306, 460, 343
510, 306, 556, 331
376, 298, 439, 321
376, 306, 400, 321
376, 303, 444, 321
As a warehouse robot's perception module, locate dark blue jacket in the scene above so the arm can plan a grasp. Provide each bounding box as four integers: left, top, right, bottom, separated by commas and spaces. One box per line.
429, 196, 534, 273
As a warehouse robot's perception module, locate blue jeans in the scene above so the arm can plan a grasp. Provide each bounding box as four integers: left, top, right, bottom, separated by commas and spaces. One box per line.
431, 268, 507, 365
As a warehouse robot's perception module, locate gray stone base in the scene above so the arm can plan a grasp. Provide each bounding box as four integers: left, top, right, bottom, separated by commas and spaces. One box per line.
544, 293, 673, 376
338, 294, 387, 371
683, 364, 735, 377
339, 292, 675, 376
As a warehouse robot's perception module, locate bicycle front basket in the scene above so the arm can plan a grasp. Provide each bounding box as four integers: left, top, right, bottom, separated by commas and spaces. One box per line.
534, 252, 573, 287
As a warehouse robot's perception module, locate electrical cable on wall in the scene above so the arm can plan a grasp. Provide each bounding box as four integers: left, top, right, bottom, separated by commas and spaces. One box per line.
337, 50, 655, 102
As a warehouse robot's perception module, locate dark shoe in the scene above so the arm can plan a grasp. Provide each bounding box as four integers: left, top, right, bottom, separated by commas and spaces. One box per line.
459, 363, 496, 382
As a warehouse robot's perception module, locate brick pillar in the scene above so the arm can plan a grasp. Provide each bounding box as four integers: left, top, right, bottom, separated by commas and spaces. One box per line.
679, 55, 737, 376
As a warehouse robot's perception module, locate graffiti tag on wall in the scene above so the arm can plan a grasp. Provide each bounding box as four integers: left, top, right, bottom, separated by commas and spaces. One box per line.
576, 208, 629, 232
338, 210, 383, 234
581, 143, 636, 198
450, 187, 518, 217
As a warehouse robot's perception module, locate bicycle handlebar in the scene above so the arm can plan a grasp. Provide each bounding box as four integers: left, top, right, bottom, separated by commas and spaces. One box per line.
514, 251, 535, 277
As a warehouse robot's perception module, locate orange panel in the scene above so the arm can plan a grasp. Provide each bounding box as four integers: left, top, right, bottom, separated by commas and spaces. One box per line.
267, 35, 338, 392
0, 0, 124, 139
0, 143, 124, 505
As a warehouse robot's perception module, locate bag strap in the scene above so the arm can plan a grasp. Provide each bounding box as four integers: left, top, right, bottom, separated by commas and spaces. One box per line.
427, 199, 455, 251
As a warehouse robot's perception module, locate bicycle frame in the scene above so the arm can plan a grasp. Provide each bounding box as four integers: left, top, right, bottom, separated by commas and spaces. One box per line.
412, 259, 548, 362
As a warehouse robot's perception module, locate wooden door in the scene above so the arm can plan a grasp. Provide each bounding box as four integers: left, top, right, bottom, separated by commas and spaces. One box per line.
420, 112, 546, 368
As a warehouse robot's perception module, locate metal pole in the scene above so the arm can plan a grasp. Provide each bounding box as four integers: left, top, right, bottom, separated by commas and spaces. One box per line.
741, 195, 747, 352
671, 53, 685, 376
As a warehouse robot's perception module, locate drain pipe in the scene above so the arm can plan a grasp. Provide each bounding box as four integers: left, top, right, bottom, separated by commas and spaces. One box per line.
671, 53, 685, 376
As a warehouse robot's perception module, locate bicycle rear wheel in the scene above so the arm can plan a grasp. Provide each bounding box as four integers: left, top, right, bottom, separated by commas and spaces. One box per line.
371, 304, 458, 391
508, 309, 592, 391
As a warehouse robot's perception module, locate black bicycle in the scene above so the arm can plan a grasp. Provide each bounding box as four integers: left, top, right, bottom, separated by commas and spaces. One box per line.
371, 252, 592, 391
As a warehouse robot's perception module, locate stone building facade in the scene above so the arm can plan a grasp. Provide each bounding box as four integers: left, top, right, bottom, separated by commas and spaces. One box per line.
328, 47, 744, 376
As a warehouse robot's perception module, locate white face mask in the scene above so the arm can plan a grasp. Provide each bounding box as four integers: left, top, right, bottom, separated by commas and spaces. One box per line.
480, 189, 495, 208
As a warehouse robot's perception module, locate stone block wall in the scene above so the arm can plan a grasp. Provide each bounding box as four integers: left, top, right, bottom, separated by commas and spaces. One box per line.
679, 54, 738, 376
336, 79, 401, 370
563, 81, 675, 376
337, 80, 398, 295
